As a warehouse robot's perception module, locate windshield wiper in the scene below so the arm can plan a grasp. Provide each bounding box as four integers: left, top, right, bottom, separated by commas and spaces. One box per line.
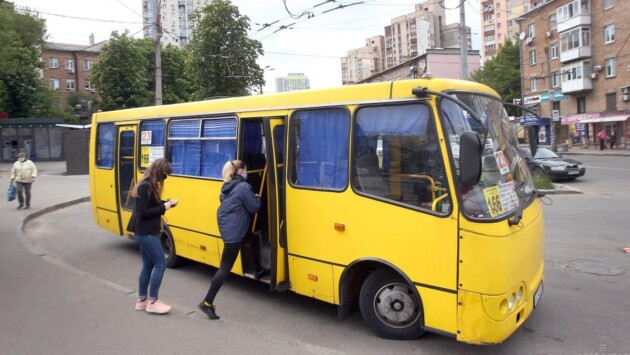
508, 182, 545, 226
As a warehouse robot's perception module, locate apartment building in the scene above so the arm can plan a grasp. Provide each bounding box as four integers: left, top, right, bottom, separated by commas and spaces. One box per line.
143, 0, 209, 46
356, 48, 481, 84
42, 36, 105, 109
276, 73, 311, 93
481, 0, 529, 62
342, 1, 471, 84
518, 0, 630, 148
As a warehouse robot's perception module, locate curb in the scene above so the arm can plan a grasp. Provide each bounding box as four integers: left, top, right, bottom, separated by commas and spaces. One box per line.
540, 183, 583, 195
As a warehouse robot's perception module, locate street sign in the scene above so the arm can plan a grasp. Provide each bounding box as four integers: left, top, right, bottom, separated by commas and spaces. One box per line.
513, 98, 523, 105
552, 110, 560, 122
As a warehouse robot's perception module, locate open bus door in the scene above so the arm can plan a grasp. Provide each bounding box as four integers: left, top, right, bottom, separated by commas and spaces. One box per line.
264, 117, 289, 291
116, 125, 137, 235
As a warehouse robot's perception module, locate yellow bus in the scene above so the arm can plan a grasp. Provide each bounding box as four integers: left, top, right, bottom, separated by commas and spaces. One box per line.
89, 78, 544, 344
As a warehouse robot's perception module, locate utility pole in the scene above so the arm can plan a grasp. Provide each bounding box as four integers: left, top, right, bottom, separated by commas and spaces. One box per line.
459, 1, 468, 80
154, 0, 163, 105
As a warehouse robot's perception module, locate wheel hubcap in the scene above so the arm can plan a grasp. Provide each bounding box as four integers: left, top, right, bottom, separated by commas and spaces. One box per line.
374, 283, 419, 328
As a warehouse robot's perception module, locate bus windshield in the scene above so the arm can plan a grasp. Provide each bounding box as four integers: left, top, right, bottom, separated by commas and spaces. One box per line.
440, 92, 535, 220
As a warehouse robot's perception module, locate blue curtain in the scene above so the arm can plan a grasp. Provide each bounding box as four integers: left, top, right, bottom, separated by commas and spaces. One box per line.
96, 123, 115, 168
355, 104, 428, 136
141, 120, 165, 146
294, 109, 349, 189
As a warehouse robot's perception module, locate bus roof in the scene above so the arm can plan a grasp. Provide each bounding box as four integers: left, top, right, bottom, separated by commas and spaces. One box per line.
92, 78, 498, 122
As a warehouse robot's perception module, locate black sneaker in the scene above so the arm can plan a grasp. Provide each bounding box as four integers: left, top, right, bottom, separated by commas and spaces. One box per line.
17, 205, 23, 209
24, 205, 30, 209
197, 302, 219, 320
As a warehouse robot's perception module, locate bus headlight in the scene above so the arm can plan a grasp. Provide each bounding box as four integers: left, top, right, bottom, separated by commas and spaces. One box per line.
508, 293, 515, 310
517, 287, 523, 304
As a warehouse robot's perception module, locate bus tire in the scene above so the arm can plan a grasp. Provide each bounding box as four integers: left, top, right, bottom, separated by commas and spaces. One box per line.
161, 226, 181, 268
359, 269, 424, 340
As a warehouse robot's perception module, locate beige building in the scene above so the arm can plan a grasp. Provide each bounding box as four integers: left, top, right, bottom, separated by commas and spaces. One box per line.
42, 36, 105, 110
480, 0, 529, 62
143, 0, 209, 46
342, 1, 471, 85
518, 0, 630, 149
276, 73, 310, 93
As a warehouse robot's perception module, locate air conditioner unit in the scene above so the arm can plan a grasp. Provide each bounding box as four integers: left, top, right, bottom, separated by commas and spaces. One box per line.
589, 73, 597, 79
546, 31, 551, 38
620, 94, 629, 101
524, 37, 533, 45
621, 86, 630, 95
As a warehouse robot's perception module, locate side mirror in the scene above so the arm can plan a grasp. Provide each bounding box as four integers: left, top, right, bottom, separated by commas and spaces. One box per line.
528, 126, 539, 157
459, 131, 483, 187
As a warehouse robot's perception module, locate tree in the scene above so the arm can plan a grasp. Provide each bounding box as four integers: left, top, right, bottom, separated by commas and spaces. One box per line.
91, 31, 153, 110
188, 0, 264, 99
0, 3, 67, 118
159, 44, 194, 104
470, 38, 521, 116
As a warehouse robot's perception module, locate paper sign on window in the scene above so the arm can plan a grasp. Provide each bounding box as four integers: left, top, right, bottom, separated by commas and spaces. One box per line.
494, 151, 510, 175
141, 131, 152, 145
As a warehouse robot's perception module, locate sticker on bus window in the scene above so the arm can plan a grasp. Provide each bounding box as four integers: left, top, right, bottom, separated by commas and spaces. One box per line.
483, 185, 504, 217
494, 151, 510, 175
140, 146, 164, 168
498, 181, 519, 211
141, 130, 152, 145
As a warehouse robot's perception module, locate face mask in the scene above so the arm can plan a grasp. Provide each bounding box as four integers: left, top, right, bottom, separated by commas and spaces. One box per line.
426, 144, 437, 152
18, 158, 25, 162
241, 173, 248, 181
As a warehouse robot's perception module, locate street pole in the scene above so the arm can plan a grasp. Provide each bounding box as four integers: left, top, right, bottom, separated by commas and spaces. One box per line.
154, 0, 163, 106
459, 1, 468, 80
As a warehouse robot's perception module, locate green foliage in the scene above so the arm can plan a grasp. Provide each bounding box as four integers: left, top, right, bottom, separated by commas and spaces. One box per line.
532, 175, 554, 190
91, 31, 154, 110
188, 0, 264, 99
161, 44, 195, 104
0, 3, 62, 118
470, 38, 521, 116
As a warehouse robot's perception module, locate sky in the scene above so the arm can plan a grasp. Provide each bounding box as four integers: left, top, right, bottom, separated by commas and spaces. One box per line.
14, 0, 482, 93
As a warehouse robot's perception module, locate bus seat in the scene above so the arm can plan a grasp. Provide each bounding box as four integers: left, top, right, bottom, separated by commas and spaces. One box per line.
356, 154, 388, 197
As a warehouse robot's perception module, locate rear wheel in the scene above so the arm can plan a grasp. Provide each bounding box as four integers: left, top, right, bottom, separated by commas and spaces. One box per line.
161, 226, 181, 268
359, 269, 424, 340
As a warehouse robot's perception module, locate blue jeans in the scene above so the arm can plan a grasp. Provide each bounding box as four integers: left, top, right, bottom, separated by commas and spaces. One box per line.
135, 234, 166, 301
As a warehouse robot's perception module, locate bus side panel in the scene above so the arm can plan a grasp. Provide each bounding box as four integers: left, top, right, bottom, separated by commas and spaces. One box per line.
289, 256, 335, 303
95, 208, 121, 236
417, 286, 458, 334
92, 168, 118, 232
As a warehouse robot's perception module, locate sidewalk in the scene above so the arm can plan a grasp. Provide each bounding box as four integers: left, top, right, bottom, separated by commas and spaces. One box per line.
552, 145, 630, 157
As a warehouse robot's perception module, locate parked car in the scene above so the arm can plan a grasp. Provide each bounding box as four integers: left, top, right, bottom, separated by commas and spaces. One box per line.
520, 147, 586, 181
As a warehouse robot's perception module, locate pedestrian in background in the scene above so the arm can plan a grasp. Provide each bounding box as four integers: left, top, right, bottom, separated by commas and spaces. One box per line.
609, 129, 616, 149
198, 160, 261, 320
9, 152, 37, 209
131, 158, 178, 314
598, 129, 608, 151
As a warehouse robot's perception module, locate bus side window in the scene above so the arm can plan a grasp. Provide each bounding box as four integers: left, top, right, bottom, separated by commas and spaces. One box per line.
96, 123, 115, 169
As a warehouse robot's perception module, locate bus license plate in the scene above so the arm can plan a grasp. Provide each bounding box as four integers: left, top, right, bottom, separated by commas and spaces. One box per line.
534, 282, 543, 308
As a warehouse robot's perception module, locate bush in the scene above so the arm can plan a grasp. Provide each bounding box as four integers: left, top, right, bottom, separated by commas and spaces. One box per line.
532, 175, 554, 190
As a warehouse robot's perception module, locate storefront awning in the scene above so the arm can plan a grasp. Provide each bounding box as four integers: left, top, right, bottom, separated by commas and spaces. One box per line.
579, 115, 629, 124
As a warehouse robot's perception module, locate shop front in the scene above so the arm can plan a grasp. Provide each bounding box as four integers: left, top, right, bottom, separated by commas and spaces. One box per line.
520, 115, 551, 145
562, 110, 630, 149
0, 118, 65, 162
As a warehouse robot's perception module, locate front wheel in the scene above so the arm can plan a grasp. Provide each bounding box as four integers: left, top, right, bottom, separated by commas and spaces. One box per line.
161, 225, 181, 268
359, 269, 424, 340
531, 166, 546, 179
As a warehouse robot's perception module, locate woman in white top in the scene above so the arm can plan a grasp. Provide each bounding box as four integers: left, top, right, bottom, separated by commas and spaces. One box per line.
9, 152, 37, 209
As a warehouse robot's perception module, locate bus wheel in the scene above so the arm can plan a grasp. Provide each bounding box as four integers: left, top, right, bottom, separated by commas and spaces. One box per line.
161, 228, 181, 268
359, 269, 423, 340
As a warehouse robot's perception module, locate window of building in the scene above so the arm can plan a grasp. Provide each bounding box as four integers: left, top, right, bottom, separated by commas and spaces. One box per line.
66, 79, 75, 91
605, 58, 616, 77
550, 13, 557, 30
577, 97, 586, 113
485, 34, 495, 42
507, 20, 513, 27
290, 108, 349, 190
560, 27, 589, 52
529, 50, 536, 65
96, 123, 115, 168
557, 0, 587, 23
484, 24, 495, 31
530, 78, 538, 92
562, 60, 589, 81
84, 80, 94, 91
606, 93, 617, 111
168, 118, 237, 178
603, 0, 614, 9
49, 78, 60, 90
65, 59, 75, 73
49, 57, 58, 69
528, 23, 536, 38
604, 24, 615, 43
552, 71, 561, 88
83, 60, 93, 70
550, 43, 559, 59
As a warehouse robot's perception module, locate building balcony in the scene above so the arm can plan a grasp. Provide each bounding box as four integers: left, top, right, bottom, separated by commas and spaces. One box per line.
561, 77, 592, 94
560, 46, 591, 63
557, 13, 591, 33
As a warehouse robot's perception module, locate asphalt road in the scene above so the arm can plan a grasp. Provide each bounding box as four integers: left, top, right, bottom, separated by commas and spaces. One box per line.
21, 155, 630, 354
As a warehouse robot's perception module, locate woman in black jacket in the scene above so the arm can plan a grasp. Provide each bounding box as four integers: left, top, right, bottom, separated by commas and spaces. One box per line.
131, 158, 178, 314
198, 160, 261, 320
